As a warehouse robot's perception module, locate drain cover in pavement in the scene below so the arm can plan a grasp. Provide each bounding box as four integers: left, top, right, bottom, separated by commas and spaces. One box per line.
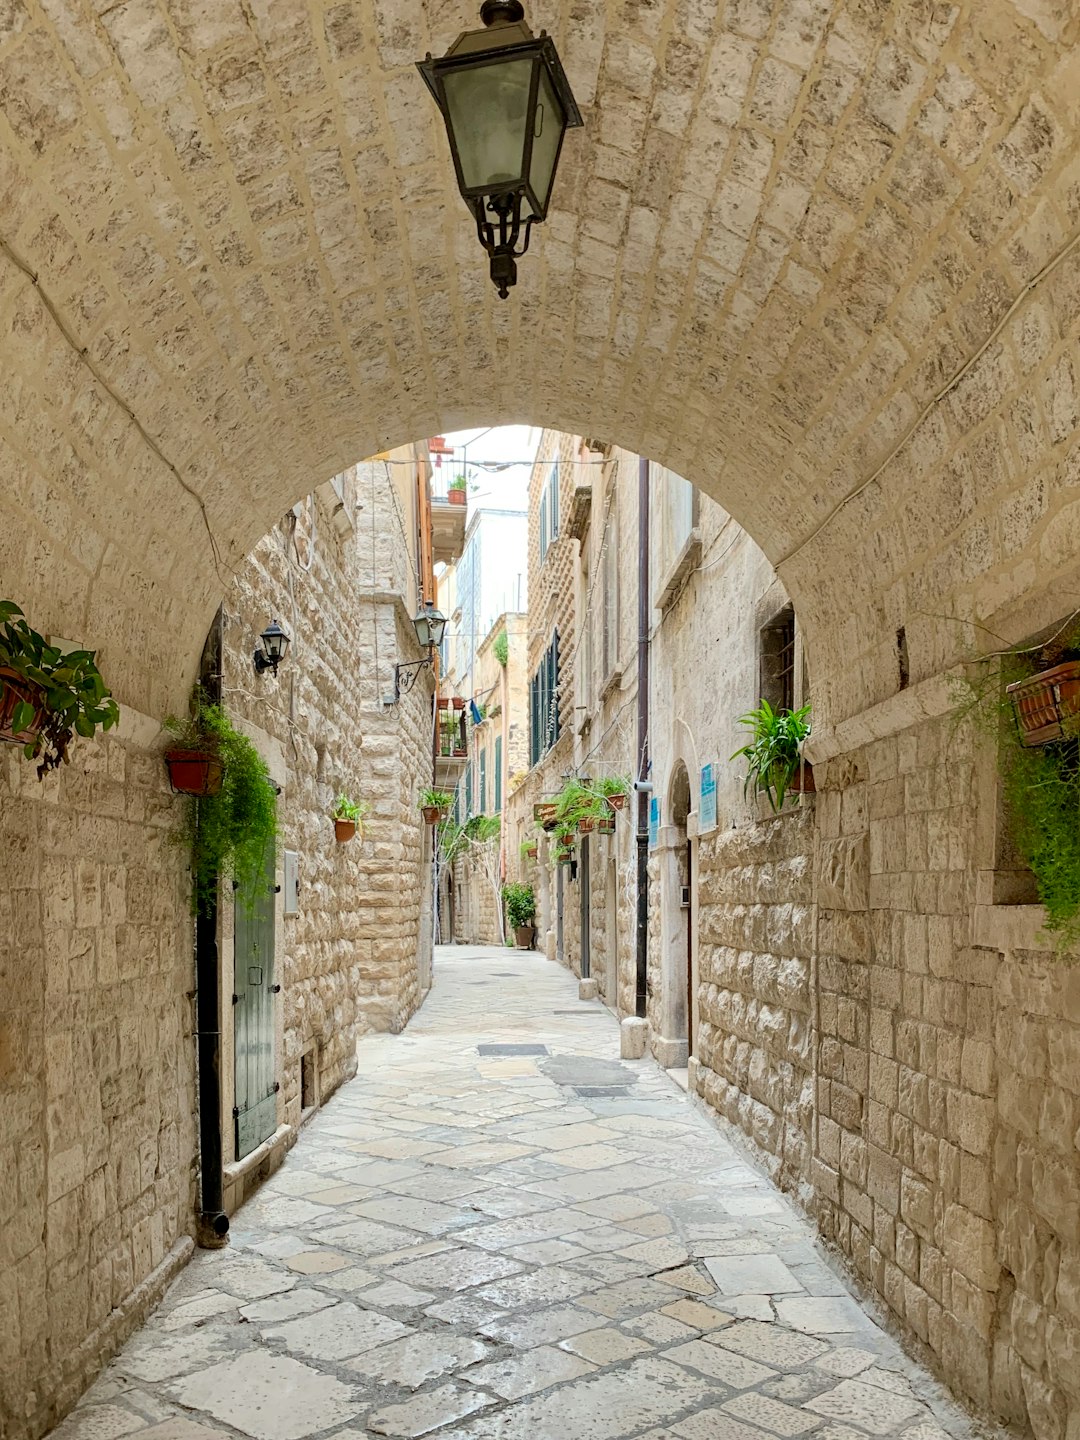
477, 1044, 549, 1056
540, 1055, 638, 1087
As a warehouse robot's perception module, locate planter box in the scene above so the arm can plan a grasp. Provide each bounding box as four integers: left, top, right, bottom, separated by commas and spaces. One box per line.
1007, 661, 1080, 747
0, 667, 45, 747
451, 697, 466, 710
607, 792, 627, 811
334, 818, 357, 842
165, 749, 224, 797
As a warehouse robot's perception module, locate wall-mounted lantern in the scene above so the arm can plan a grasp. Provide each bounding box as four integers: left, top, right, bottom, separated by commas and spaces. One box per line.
416, 0, 582, 298
394, 602, 448, 698
253, 619, 291, 676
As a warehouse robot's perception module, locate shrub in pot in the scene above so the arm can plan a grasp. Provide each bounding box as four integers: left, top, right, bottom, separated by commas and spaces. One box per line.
595, 774, 631, 810
0, 600, 120, 777
503, 882, 536, 948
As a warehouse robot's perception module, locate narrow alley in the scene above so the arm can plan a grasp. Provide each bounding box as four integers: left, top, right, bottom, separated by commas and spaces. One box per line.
51, 950, 982, 1440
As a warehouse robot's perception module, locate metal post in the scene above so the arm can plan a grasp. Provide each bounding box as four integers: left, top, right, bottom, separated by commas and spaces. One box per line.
635, 454, 650, 1020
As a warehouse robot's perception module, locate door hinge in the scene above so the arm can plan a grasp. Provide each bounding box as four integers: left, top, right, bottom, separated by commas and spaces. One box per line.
232, 993, 241, 1005
274, 884, 282, 893
272, 1082, 281, 1093
232, 1106, 239, 1118
270, 983, 281, 993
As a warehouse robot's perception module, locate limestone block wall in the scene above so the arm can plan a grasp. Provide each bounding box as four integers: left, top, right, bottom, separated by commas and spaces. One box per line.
695, 811, 815, 1195
0, 720, 196, 1440
221, 468, 432, 1124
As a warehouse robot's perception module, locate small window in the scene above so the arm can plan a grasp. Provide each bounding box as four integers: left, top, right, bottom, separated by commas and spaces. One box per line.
760, 605, 795, 712
538, 462, 559, 565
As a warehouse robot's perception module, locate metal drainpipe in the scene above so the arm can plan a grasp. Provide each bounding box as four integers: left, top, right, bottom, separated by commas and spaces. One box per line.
195, 609, 229, 1247
635, 454, 650, 1020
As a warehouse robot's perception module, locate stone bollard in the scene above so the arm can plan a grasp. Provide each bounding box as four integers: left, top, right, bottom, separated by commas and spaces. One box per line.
620, 1016, 648, 1059
579, 977, 598, 1001
687, 1055, 700, 1093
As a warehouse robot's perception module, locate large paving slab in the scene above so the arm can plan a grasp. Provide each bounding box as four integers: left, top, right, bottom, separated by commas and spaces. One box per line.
49, 947, 993, 1440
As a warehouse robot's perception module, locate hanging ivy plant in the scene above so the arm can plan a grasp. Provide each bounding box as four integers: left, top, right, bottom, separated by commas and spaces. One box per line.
165, 693, 277, 915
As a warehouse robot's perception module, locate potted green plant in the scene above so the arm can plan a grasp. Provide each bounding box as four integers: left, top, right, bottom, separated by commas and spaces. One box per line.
332, 794, 369, 842
556, 778, 603, 833
730, 699, 813, 813
448, 477, 467, 507
421, 787, 454, 825
493, 630, 509, 668
519, 837, 538, 861
595, 774, 631, 811
166, 693, 278, 914
0, 601, 120, 778
596, 814, 616, 834
503, 882, 536, 948
163, 706, 226, 796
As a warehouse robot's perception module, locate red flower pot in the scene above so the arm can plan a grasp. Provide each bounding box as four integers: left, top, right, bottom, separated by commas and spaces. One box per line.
334, 818, 357, 842
451, 697, 466, 710
0, 667, 45, 747
596, 817, 616, 834
165, 750, 224, 796
448, 489, 466, 507
1007, 660, 1080, 747
422, 805, 445, 825
607, 792, 627, 810
525, 846, 538, 859
578, 817, 595, 834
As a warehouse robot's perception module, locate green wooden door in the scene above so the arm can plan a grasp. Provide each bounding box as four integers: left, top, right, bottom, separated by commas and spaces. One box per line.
234, 845, 277, 1159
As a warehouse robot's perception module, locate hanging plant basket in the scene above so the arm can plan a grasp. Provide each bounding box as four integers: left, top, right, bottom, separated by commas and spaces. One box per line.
422, 805, 446, 825
556, 849, 574, 865
596, 816, 616, 834
165, 749, 224, 797
607, 791, 627, 810
1006, 661, 1080, 747
525, 845, 538, 859
451, 696, 466, 710
334, 818, 357, 843
577, 816, 595, 834
0, 666, 45, 747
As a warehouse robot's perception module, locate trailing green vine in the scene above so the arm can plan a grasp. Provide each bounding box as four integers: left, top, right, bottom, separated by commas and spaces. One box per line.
165, 694, 278, 915
955, 628, 1080, 950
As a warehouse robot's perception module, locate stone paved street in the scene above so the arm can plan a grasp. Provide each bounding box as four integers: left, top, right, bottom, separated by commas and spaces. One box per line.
50, 949, 989, 1440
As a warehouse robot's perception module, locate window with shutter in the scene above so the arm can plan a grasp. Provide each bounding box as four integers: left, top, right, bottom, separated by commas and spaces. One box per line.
494, 736, 502, 812
479, 747, 487, 814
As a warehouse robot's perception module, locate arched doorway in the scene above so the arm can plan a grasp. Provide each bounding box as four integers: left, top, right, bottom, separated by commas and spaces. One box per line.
654, 763, 694, 1074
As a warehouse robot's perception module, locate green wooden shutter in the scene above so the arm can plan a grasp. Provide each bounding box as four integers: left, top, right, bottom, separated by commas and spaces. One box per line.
494, 735, 502, 812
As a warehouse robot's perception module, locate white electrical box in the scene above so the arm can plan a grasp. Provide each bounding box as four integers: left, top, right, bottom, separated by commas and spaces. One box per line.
283, 851, 300, 915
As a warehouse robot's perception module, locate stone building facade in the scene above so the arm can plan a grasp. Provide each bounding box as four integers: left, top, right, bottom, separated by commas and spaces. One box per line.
0, 448, 441, 1440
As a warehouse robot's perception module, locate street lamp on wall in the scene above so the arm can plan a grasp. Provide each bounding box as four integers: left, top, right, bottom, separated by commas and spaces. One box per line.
416, 0, 583, 298
253, 619, 291, 676
394, 602, 448, 699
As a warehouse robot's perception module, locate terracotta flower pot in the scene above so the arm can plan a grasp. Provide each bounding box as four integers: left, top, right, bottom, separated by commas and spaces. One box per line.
596, 817, 616, 834
422, 805, 444, 825
607, 792, 627, 810
0, 667, 45, 747
514, 924, 535, 949
451, 697, 466, 710
165, 749, 224, 796
447, 489, 466, 506
1007, 660, 1080, 747
525, 846, 538, 859
334, 817, 357, 842
578, 817, 595, 834
789, 762, 815, 795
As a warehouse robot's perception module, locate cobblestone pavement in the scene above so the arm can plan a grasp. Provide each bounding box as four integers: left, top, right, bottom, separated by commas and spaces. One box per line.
52, 948, 991, 1440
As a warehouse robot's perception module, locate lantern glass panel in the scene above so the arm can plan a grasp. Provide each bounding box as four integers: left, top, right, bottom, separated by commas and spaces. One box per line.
442, 55, 534, 193
528, 64, 565, 216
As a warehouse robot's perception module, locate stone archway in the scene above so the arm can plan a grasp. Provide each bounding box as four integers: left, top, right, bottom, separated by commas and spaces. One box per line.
0, 3, 1076, 735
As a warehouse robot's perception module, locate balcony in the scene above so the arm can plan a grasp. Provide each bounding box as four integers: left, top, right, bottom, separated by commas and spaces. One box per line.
430, 461, 467, 565
434, 700, 467, 788
565, 469, 592, 541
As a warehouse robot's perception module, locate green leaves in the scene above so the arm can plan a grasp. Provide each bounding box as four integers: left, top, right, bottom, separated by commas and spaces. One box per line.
730, 699, 812, 813
1, 598, 120, 778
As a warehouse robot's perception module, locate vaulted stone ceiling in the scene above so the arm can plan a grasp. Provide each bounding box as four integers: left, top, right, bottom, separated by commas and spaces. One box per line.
0, 0, 1077, 727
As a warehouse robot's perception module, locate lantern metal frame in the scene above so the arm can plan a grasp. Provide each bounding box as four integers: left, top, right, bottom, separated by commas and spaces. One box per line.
417, 0, 583, 298
253, 618, 291, 676
394, 602, 448, 699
